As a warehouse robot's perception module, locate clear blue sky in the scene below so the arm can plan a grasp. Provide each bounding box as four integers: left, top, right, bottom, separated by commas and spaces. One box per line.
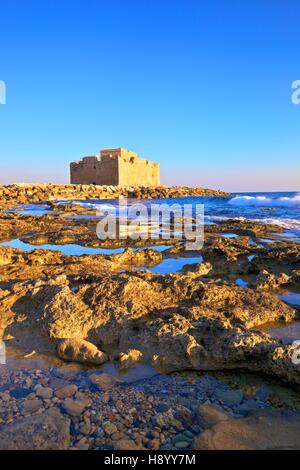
0, 0, 299, 191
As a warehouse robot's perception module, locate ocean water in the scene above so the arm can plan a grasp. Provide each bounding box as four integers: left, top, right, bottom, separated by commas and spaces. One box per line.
63, 191, 300, 236
9, 192, 300, 238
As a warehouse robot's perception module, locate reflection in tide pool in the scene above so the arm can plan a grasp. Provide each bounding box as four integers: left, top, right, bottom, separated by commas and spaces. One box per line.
144, 257, 203, 275
267, 292, 300, 344
0, 239, 171, 256
7, 203, 51, 216
222, 233, 238, 239
280, 292, 300, 308
235, 278, 249, 288
267, 322, 300, 345
277, 232, 300, 241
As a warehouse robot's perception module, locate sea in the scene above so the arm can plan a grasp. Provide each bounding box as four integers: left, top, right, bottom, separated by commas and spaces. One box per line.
67, 191, 300, 237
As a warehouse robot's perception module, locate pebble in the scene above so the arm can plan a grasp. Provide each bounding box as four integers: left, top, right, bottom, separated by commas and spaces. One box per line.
103, 421, 118, 435
36, 387, 53, 399
63, 398, 87, 417
89, 374, 118, 391
155, 403, 170, 413
23, 399, 43, 413
75, 438, 90, 450
55, 384, 78, 399
175, 441, 190, 449
149, 438, 160, 449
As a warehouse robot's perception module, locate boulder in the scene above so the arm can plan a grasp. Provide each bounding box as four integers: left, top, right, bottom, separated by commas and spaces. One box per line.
196, 404, 229, 429
0, 409, 70, 450
56, 338, 108, 365
193, 409, 300, 450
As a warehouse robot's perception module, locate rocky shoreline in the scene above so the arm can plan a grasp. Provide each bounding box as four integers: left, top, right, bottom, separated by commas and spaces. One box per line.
0, 195, 299, 449
0, 183, 229, 205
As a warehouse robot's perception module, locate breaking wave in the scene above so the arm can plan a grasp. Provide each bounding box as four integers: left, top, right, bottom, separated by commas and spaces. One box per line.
206, 214, 300, 234
60, 195, 300, 236
228, 194, 300, 207
254, 217, 300, 233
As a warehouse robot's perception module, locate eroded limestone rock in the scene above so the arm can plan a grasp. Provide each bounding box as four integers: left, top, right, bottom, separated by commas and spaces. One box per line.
254, 270, 290, 290
56, 338, 108, 365
1, 269, 298, 384
119, 349, 143, 369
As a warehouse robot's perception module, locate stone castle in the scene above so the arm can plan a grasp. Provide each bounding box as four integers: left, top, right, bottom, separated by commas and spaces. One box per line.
70, 148, 160, 187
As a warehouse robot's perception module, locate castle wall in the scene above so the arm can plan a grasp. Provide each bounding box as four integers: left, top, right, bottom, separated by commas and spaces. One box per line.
118, 156, 160, 187
70, 148, 160, 187
70, 156, 119, 185
100, 148, 137, 160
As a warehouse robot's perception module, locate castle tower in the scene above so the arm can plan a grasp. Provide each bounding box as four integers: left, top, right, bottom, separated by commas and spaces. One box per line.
70, 148, 160, 186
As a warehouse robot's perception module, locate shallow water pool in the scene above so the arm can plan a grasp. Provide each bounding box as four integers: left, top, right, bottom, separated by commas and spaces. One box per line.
140, 256, 203, 275
0, 239, 172, 256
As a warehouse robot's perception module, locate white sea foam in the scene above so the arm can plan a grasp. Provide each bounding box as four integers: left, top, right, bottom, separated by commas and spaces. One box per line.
254, 217, 300, 233
63, 197, 300, 235
205, 214, 300, 234
228, 194, 300, 207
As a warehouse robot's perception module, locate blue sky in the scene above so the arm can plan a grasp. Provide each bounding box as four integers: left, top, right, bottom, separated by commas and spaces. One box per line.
0, 0, 299, 191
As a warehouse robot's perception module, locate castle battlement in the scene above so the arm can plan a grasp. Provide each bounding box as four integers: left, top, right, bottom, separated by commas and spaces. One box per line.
70, 148, 160, 187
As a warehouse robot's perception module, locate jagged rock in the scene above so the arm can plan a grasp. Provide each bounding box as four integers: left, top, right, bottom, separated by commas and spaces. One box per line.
216, 219, 284, 237
112, 247, 162, 267
40, 286, 95, 339
182, 261, 213, 275
206, 237, 253, 261
267, 344, 300, 385
119, 349, 143, 369
251, 244, 300, 273
1, 268, 299, 384
254, 270, 290, 289
82, 274, 171, 345
120, 315, 300, 384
